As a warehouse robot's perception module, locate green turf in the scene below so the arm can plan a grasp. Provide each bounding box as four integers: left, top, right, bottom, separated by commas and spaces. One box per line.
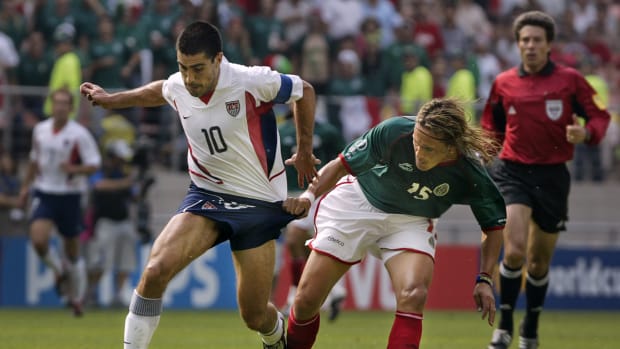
0, 308, 617, 348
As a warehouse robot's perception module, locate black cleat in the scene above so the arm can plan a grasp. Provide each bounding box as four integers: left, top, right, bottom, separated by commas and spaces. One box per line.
328, 295, 345, 322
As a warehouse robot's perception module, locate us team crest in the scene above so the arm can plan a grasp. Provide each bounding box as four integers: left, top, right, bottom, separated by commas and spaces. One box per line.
545, 100, 563, 121
225, 100, 240, 117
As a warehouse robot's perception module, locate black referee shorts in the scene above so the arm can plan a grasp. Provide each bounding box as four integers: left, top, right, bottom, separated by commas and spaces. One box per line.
489, 159, 570, 233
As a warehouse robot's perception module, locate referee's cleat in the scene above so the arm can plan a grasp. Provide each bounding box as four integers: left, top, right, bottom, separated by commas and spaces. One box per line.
488, 329, 512, 349
518, 336, 538, 349
69, 300, 84, 317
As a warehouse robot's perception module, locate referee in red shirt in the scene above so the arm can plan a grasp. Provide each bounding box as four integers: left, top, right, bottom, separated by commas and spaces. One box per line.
481, 11, 610, 349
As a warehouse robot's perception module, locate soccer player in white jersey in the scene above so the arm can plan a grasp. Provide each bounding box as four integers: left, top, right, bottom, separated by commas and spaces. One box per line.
19, 88, 102, 316
80, 21, 317, 349
283, 98, 506, 348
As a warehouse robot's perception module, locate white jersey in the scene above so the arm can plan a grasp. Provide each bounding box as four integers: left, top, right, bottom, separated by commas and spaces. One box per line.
162, 58, 304, 202
30, 118, 101, 194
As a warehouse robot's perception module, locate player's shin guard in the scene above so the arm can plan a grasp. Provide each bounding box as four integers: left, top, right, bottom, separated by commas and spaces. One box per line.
498, 263, 523, 333
286, 309, 320, 349
387, 311, 423, 349
522, 272, 549, 338
124, 290, 162, 349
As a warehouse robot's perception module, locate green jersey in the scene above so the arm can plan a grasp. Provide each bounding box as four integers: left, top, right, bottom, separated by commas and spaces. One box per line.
341, 116, 506, 231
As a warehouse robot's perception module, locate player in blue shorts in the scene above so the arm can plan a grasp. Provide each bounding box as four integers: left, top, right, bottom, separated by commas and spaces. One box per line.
81, 21, 317, 349
19, 88, 102, 316
284, 98, 506, 348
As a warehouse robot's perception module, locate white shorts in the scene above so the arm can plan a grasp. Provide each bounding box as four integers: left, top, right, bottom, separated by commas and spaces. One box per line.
309, 176, 438, 264
86, 218, 137, 273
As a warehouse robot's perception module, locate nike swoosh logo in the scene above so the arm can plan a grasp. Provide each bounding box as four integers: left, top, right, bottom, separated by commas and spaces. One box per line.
123, 341, 131, 344
182, 115, 191, 119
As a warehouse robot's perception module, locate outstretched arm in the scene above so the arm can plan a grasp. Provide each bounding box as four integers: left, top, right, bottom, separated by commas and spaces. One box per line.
473, 228, 503, 326
291, 80, 318, 188
283, 156, 348, 217
80, 80, 167, 109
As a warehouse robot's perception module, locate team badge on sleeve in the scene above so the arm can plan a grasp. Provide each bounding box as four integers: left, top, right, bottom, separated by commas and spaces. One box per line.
592, 94, 606, 110
545, 99, 563, 121
225, 100, 240, 117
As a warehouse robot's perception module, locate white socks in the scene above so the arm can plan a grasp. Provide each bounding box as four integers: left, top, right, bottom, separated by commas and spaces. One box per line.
124, 290, 162, 349
260, 312, 284, 345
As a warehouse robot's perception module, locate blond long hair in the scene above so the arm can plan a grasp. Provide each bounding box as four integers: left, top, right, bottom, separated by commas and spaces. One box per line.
416, 98, 499, 163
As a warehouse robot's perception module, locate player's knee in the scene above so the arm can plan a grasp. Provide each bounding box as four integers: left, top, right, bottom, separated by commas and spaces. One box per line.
503, 248, 526, 267
395, 285, 428, 312
239, 309, 266, 331
527, 260, 550, 277
292, 292, 322, 320
141, 260, 172, 288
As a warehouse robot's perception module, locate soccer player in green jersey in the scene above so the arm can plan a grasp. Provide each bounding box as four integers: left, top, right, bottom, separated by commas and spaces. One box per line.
283, 98, 506, 348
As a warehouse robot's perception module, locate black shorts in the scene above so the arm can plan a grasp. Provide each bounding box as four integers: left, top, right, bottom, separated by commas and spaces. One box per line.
177, 183, 297, 250
489, 159, 570, 233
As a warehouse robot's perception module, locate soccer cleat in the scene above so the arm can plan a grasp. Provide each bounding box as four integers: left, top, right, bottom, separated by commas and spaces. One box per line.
54, 272, 69, 297
69, 300, 84, 317
262, 313, 286, 349
518, 336, 538, 349
488, 329, 512, 349
328, 295, 345, 322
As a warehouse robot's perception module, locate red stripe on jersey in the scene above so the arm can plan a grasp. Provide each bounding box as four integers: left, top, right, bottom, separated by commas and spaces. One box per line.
269, 168, 285, 181
188, 142, 223, 184
69, 142, 82, 165
245, 93, 274, 176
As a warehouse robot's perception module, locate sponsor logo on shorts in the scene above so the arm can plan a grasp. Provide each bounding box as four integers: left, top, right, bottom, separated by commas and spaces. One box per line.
327, 235, 345, 247
428, 236, 435, 248
202, 202, 217, 210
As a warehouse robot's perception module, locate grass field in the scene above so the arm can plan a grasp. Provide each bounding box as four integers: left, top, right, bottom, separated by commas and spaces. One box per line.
0, 308, 617, 348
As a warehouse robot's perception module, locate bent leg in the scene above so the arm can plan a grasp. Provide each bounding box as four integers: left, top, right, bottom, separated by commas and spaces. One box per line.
125, 212, 219, 349
287, 251, 350, 349
385, 251, 434, 349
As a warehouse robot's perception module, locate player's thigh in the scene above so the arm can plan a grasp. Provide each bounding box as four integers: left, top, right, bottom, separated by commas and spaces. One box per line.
504, 204, 532, 253
147, 212, 220, 277
296, 251, 350, 311
385, 251, 434, 298
232, 240, 277, 313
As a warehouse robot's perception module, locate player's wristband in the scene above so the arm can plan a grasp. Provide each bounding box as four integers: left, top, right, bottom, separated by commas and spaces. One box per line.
299, 191, 316, 206
476, 273, 494, 288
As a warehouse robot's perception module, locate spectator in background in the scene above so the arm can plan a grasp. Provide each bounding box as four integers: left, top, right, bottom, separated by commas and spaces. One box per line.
361, 0, 400, 48
445, 52, 477, 124
441, 1, 471, 59
275, 0, 312, 48
0, 29, 19, 107
411, 2, 444, 58
0, 149, 26, 236
19, 88, 102, 316
327, 48, 371, 142
292, 14, 330, 95
455, 0, 493, 43
573, 57, 609, 182
16, 31, 53, 119
85, 139, 138, 307
320, 0, 364, 44
43, 23, 82, 119
0, 0, 29, 50
481, 11, 611, 349
222, 15, 254, 65
400, 47, 432, 115
246, 0, 287, 62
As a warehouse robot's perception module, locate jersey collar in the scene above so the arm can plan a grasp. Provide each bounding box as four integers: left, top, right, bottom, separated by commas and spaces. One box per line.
518, 60, 555, 77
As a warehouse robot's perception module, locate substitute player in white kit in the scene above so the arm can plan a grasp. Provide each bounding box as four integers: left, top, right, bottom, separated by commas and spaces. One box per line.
19, 87, 102, 316
80, 21, 317, 349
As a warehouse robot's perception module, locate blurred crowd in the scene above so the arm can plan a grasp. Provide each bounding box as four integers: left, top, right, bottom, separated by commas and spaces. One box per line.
1, 0, 620, 160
